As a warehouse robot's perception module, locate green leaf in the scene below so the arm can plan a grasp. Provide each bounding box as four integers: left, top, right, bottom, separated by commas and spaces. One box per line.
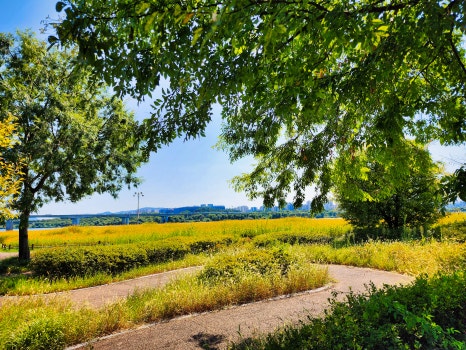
55, 1, 66, 12
191, 27, 203, 46
135, 2, 150, 15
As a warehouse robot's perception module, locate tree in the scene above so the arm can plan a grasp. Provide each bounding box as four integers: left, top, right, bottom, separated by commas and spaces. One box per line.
441, 164, 466, 204
0, 115, 22, 221
333, 141, 443, 240
51, 0, 465, 211
0, 32, 146, 260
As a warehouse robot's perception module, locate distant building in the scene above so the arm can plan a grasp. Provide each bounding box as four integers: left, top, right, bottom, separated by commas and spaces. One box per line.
236, 206, 249, 212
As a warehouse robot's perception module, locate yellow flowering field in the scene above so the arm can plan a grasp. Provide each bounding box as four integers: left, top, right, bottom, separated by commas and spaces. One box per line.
1, 217, 351, 247
434, 211, 466, 226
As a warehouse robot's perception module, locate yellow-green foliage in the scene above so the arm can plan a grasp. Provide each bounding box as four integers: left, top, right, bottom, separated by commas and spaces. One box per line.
0, 217, 351, 247
198, 247, 295, 285
0, 116, 22, 220
0, 255, 329, 349
1, 214, 465, 348
435, 212, 466, 226
297, 240, 466, 276
434, 212, 466, 241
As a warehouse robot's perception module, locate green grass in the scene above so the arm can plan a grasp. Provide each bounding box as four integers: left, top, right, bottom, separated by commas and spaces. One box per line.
292, 240, 466, 276
0, 248, 329, 349
1, 216, 465, 349
0, 253, 209, 295
230, 271, 466, 350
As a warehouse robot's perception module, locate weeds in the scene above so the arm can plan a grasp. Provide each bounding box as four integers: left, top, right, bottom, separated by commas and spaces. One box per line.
231, 272, 466, 350
0, 250, 329, 349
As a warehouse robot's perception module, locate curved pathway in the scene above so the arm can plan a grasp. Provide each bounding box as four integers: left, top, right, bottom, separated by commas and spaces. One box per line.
0, 266, 203, 309
65, 265, 414, 350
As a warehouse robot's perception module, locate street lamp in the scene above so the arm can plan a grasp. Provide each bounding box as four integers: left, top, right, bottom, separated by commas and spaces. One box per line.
134, 191, 144, 223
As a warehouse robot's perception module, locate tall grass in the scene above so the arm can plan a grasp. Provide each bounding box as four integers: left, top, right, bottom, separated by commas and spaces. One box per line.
0, 250, 329, 349
1, 214, 465, 348
293, 240, 466, 276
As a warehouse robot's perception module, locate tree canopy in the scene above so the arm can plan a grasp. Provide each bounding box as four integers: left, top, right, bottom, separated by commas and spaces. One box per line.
333, 141, 443, 239
51, 0, 465, 210
0, 31, 146, 259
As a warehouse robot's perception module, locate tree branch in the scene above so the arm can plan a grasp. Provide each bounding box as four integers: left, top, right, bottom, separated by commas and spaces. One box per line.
448, 29, 466, 77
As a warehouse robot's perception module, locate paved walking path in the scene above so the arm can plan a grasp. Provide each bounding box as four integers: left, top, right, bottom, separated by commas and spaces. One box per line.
0, 252, 17, 260
64, 265, 414, 350
0, 266, 203, 309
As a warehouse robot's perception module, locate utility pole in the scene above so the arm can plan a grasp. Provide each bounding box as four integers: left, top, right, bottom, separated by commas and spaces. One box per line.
134, 191, 144, 223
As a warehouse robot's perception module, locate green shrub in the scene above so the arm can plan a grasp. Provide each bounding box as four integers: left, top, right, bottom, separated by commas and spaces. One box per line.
142, 242, 189, 263
30, 242, 192, 280
31, 245, 149, 279
30, 237, 225, 280
189, 240, 217, 254
439, 219, 466, 242
232, 272, 466, 349
5, 318, 65, 350
198, 248, 294, 285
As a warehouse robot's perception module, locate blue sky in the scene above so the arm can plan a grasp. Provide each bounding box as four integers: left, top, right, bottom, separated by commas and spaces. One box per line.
0, 0, 464, 214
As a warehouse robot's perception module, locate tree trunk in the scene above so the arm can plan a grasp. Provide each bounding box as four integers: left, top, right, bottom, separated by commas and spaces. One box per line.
18, 210, 30, 261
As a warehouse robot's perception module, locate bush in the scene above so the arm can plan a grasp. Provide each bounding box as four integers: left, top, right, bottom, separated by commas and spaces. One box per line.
29, 236, 232, 280
31, 245, 148, 279
198, 248, 294, 285
30, 242, 191, 279
143, 242, 189, 263
232, 272, 466, 349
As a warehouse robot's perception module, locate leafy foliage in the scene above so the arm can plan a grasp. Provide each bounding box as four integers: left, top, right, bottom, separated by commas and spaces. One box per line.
30, 238, 225, 279
232, 272, 466, 350
334, 142, 444, 239
52, 0, 466, 211
0, 31, 146, 259
442, 164, 466, 203
198, 248, 294, 285
5, 318, 65, 350
0, 116, 22, 221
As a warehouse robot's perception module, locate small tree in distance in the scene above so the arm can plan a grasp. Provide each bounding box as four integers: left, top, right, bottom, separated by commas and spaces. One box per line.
0, 32, 146, 260
333, 141, 443, 241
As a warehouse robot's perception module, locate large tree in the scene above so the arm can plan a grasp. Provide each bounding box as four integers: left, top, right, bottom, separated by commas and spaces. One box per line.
51, 0, 465, 210
0, 32, 146, 260
333, 141, 443, 239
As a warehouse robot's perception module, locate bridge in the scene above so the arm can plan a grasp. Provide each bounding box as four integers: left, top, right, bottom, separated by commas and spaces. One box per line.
5, 214, 134, 230
3, 211, 240, 230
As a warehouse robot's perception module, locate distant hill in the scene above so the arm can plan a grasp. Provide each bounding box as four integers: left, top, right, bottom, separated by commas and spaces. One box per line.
98, 207, 164, 215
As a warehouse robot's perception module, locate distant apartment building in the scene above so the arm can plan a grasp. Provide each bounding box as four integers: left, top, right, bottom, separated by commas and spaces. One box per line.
236, 206, 249, 212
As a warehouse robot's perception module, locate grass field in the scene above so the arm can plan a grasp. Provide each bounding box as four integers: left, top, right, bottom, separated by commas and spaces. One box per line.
0, 217, 352, 247
0, 214, 465, 349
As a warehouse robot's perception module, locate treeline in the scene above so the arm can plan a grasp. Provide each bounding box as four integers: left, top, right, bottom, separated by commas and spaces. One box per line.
24, 210, 340, 229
